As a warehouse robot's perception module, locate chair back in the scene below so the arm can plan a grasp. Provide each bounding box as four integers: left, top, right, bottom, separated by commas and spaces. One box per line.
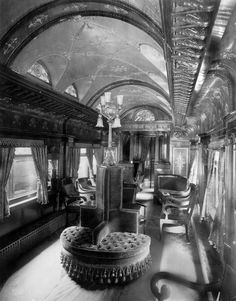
157, 174, 189, 192
61, 178, 77, 195
184, 184, 197, 222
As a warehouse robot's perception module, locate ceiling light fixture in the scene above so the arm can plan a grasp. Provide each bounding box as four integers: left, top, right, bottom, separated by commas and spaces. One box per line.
96, 92, 123, 165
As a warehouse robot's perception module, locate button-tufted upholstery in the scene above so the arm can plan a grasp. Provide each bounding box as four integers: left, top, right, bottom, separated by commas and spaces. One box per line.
60, 226, 151, 286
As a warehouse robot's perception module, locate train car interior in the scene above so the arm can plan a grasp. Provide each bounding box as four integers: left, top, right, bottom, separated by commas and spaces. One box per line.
0, 0, 236, 300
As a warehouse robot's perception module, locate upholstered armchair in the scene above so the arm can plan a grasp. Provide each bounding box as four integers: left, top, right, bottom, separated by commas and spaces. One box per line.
61, 177, 87, 225
155, 174, 191, 203
159, 184, 197, 241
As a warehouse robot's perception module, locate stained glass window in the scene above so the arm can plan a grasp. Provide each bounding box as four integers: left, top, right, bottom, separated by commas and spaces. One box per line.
65, 85, 78, 98
134, 109, 155, 122
27, 62, 50, 83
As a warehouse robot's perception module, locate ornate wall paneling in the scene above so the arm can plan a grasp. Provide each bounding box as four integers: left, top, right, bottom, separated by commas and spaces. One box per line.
121, 106, 172, 133
161, 0, 220, 126
0, 66, 99, 128
170, 128, 190, 177
0, 97, 64, 139
121, 121, 172, 133
0, 137, 43, 147
65, 119, 102, 143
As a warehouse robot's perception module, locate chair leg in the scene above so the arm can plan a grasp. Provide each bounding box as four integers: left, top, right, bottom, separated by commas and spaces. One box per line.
76, 213, 80, 225
185, 224, 190, 242
159, 219, 164, 240
143, 222, 146, 234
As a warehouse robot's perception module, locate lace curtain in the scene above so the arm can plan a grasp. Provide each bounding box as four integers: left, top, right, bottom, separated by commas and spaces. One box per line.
31, 145, 48, 204
0, 147, 15, 221
87, 148, 96, 184
201, 149, 225, 257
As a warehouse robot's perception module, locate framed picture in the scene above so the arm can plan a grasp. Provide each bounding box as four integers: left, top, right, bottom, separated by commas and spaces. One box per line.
172, 147, 189, 177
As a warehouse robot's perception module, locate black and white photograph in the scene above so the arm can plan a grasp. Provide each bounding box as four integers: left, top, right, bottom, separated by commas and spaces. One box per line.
0, 0, 236, 300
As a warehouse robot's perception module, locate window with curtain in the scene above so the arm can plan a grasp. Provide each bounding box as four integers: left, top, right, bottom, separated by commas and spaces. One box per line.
7, 147, 38, 206
78, 148, 89, 178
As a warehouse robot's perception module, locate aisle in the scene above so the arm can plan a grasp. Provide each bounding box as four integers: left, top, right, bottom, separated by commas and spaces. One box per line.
0, 201, 202, 301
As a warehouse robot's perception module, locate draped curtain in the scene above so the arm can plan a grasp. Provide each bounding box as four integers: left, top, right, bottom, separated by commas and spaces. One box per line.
94, 147, 103, 166
31, 145, 48, 204
201, 149, 225, 257
0, 147, 15, 221
87, 148, 94, 180
58, 143, 64, 179
66, 147, 80, 179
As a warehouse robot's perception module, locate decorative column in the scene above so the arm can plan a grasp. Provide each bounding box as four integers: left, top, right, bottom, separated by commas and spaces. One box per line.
154, 132, 160, 162
154, 131, 170, 201
166, 132, 170, 162
118, 131, 123, 163
129, 132, 134, 163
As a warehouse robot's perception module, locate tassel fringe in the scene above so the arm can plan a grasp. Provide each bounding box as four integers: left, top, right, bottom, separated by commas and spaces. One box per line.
61, 252, 152, 285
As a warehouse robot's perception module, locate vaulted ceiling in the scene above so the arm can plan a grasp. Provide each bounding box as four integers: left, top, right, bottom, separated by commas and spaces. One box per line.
0, 0, 236, 135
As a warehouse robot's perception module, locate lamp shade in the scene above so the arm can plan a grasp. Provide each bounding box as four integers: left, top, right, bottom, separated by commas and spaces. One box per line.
105, 92, 111, 103
101, 95, 106, 106
117, 95, 123, 106
96, 114, 104, 127
112, 115, 121, 128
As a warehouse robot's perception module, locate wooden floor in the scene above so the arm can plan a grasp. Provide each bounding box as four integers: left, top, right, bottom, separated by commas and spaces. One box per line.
0, 200, 203, 301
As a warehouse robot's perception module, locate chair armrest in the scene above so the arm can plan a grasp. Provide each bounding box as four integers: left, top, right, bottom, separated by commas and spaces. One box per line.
136, 202, 147, 208
92, 221, 110, 245
79, 196, 87, 202
162, 202, 182, 210
150, 271, 222, 301
135, 202, 147, 219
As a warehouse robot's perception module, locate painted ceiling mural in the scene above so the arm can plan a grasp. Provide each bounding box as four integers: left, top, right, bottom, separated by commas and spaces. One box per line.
0, 0, 236, 135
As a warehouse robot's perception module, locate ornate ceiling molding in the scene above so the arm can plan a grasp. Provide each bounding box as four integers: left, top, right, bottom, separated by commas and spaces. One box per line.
161, 0, 221, 127
0, 0, 164, 66
121, 120, 172, 132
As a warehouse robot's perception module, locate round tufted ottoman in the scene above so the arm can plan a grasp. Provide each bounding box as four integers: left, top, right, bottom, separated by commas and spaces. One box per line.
60, 226, 152, 286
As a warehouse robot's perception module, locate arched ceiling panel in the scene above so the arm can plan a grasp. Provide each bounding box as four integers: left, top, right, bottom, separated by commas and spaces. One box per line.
92, 84, 173, 118
11, 15, 169, 115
